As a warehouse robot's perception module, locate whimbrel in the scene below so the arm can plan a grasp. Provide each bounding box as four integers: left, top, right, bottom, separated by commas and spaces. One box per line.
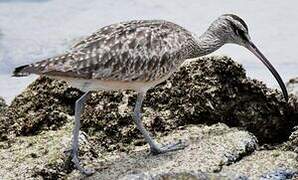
13, 14, 288, 175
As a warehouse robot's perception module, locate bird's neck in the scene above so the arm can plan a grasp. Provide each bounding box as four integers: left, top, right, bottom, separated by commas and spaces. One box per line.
194, 30, 225, 57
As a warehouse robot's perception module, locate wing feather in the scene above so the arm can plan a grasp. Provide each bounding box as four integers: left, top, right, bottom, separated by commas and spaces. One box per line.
31, 20, 199, 82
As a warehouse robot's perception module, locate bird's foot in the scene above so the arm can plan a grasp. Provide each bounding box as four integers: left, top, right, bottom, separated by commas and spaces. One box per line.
65, 149, 95, 176
150, 140, 187, 155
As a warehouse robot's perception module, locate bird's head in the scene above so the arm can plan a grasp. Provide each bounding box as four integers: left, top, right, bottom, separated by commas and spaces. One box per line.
211, 14, 251, 45
208, 14, 288, 101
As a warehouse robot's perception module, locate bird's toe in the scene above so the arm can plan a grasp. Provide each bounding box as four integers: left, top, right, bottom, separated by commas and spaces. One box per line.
150, 140, 187, 155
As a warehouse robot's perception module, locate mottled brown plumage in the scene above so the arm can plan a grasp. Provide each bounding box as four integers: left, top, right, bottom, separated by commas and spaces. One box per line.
17, 20, 200, 82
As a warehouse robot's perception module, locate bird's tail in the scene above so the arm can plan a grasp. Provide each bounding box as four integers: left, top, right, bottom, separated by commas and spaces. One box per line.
12, 53, 73, 77
12, 64, 36, 77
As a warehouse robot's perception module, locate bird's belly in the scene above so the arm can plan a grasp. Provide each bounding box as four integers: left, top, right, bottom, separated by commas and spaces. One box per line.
51, 73, 172, 93
68, 79, 150, 92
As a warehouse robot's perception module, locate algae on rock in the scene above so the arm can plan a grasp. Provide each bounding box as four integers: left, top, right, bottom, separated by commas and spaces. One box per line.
0, 97, 7, 140
0, 77, 82, 141
80, 56, 297, 152
0, 96, 6, 114
67, 123, 258, 179
281, 125, 298, 153
0, 56, 297, 179
221, 150, 298, 179
287, 77, 298, 96
1, 56, 297, 146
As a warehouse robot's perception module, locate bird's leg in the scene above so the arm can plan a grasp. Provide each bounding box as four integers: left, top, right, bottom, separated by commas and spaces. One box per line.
133, 92, 186, 155
70, 91, 94, 175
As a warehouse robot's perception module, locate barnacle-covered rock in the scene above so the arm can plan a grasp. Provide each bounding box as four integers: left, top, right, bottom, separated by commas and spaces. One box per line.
287, 77, 298, 96
0, 77, 82, 140
0, 96, 6, 114
0, 56, 297, 179
81, 56, 297, 150
221, 150, 298, 179
2, 56, 297, 146
0, 123, 258, 179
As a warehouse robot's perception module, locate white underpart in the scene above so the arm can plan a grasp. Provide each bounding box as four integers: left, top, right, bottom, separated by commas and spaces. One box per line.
51, 72, 174, 93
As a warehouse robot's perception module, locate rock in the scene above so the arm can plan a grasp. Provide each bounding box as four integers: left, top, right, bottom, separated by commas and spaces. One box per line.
1, 56, 296, 145
281, 126, 298, 153
0, 120, 74, 179
81, 56, 297, 151
281, 96, 298, 153
221, 150, 298, 179
0, 56, 297, 179
0, 77, 82, 140
0, 120, 296, 179
0, 122, 257, 179
0, 97, 7, 140
81, 124, 257, 180
0, 96, 6, 114
287, 77, 298, 96
260, 169, 298, 180
119, 171, 248, 180
289, 126, 298, 152
66, 124, 257, 179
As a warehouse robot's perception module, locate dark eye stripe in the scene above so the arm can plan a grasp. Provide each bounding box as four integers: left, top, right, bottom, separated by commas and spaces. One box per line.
226, 19, 239, 34
226, 19, 248, 40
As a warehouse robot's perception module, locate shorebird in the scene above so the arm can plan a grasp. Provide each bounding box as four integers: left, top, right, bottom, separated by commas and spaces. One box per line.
13, 14, 288, 175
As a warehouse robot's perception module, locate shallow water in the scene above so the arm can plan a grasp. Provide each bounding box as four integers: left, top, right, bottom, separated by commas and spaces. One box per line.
0, 0, 297, 103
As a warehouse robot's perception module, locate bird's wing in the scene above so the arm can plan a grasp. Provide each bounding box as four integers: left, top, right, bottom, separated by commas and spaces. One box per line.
26, 20, 198, 81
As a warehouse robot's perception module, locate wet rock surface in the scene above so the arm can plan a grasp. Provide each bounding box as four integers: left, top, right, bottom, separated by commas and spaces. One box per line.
0, 56, 297, 179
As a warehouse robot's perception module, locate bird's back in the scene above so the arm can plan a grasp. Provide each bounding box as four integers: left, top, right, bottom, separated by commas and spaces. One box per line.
14, 20, 199, 82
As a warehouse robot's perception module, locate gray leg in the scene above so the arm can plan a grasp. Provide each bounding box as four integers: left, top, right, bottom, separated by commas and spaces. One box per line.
132, 92, 186, 155
71, 91, 94, 175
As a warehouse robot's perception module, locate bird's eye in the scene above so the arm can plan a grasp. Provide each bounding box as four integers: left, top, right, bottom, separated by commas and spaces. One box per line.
235, 29, 242, 35
236, 29, 247, 40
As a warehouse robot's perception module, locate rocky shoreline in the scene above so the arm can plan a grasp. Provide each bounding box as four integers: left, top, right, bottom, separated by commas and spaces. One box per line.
0, 56, 297, 179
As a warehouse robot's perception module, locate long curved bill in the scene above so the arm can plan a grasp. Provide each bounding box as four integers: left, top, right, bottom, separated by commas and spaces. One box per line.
246, 41, 288, 101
